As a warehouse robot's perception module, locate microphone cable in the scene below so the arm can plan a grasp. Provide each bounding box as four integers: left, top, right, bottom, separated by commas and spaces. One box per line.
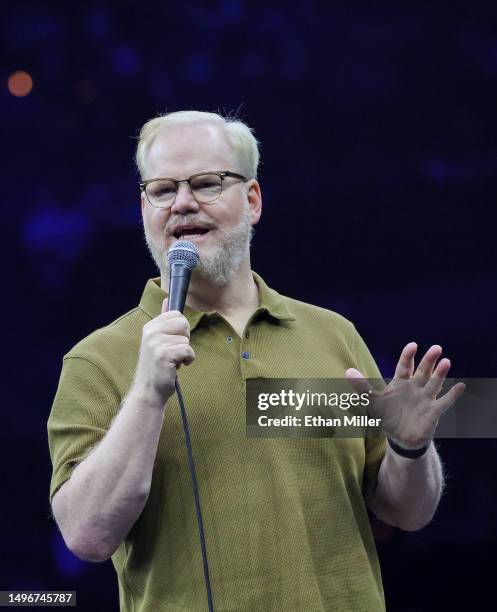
175, 377, 215, 612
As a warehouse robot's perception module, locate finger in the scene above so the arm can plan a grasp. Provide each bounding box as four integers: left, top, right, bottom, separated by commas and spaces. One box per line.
162, 298, 169, 313
167, 344, 196, 367
162, 309, 183, 319
433, 381, 466, 417
157, 334, 191, 347
413, 344, 442, 384
425, 357, 451, 398
394, 342, 417, 379
159, 312, 191, 337
147, 318, 190, 340
345, 368, 372, 394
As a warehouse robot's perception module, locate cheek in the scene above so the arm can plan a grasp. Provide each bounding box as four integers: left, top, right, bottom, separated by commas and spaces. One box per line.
216, 200, 244, 225
144, 208, 169, 235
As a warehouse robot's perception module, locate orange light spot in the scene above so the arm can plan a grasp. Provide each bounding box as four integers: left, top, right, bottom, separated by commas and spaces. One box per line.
8, 71, 33, 97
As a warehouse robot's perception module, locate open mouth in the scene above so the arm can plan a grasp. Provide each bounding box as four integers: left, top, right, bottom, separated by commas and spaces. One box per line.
172, 225, 211, 240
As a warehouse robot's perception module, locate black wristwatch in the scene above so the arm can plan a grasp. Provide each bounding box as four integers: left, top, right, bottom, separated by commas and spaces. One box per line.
387, 436, 431, 459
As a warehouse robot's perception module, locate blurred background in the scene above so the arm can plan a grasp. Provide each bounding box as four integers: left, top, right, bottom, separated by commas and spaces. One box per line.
2, 1, 497, 610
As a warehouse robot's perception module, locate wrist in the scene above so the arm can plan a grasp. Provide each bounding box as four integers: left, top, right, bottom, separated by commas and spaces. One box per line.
388, 433, 430, 450
387, 436, 431, 459
129, 379, 173, 407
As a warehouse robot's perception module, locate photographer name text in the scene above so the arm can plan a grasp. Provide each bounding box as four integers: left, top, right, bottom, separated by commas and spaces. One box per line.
257, 414, 381, 428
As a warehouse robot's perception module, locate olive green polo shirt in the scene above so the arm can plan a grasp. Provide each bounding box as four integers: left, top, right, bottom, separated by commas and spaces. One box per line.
48, 273, 386, 612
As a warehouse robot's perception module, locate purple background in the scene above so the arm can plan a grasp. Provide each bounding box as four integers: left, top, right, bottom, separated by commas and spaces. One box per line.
3, 1, 497, 610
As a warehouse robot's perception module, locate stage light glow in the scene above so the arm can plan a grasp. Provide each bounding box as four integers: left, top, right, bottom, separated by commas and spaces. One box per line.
8, 70, 33, 97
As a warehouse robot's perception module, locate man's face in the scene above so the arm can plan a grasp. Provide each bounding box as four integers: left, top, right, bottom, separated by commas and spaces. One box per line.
141, 122, 262, 285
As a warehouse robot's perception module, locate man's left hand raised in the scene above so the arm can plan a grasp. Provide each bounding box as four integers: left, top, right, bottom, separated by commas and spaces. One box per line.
346, 342, 466, 449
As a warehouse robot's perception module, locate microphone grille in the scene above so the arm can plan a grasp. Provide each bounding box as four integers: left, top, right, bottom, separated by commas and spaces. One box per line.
167, 240, 200, 270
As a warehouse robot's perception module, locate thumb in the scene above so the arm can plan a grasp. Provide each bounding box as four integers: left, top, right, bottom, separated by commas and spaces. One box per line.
345, 368, 372, 394
162, 298, 169, 313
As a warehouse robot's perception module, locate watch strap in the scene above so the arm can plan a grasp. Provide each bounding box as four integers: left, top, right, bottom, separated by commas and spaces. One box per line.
387, 436, 431, 459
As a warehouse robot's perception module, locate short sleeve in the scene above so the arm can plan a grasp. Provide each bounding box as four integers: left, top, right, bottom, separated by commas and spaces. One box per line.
47, 356, 121, 503
351, 327, 387, 504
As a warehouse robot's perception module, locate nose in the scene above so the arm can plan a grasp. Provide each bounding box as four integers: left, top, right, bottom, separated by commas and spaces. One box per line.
169, 182, 200, 215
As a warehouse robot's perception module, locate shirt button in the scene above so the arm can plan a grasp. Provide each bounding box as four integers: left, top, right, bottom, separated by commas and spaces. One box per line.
227, 336, 233, 342
242, 351, 250, 360
245, 332, 249, 338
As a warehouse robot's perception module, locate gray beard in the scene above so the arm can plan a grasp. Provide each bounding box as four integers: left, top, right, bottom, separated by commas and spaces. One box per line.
143, 207, 254, 287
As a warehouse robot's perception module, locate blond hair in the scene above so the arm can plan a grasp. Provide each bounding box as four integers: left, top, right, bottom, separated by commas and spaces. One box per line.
135, 110, 260, 180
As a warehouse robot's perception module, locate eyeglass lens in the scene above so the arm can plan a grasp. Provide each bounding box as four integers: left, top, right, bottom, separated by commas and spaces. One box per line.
145, 174, 223, 207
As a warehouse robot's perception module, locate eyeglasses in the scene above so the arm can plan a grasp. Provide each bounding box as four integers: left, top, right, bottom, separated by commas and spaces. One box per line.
139, 170, 249, 209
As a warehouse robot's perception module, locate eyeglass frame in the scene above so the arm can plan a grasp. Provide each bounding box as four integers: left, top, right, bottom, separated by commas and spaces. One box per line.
139, 170, 250, 208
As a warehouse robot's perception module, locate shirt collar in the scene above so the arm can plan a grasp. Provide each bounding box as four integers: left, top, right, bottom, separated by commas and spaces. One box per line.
251, 272, 295, 322
138, 272, 295, 331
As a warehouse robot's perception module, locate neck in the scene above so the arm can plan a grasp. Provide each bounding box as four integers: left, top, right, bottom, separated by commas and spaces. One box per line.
160, 258, 259, 317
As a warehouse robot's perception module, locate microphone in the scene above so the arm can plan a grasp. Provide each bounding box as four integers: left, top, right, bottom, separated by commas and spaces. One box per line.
167, 240, 200, 313
166, 239, 213, 611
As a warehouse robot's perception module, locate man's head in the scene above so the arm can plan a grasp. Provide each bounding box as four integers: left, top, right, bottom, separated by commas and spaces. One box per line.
136, 111, 262, 286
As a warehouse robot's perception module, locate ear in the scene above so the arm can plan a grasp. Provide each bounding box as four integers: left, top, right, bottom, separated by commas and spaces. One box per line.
246, 179, 262, 225
140, 190, 146, 217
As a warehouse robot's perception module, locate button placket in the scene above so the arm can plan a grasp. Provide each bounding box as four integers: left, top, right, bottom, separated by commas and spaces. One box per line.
241, 326, 251, 363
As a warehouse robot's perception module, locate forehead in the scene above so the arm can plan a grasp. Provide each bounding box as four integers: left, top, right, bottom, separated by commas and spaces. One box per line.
144, 122, 237, 179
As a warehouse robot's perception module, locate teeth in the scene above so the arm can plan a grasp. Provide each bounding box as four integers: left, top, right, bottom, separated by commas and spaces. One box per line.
177, 228, 207, 238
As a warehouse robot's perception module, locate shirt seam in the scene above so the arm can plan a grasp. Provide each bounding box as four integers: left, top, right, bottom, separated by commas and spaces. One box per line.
137, 304, 154, 320
61, 355, 122, 399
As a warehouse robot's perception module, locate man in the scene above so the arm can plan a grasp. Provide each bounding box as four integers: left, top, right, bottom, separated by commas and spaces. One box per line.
48, 111, 464, 611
